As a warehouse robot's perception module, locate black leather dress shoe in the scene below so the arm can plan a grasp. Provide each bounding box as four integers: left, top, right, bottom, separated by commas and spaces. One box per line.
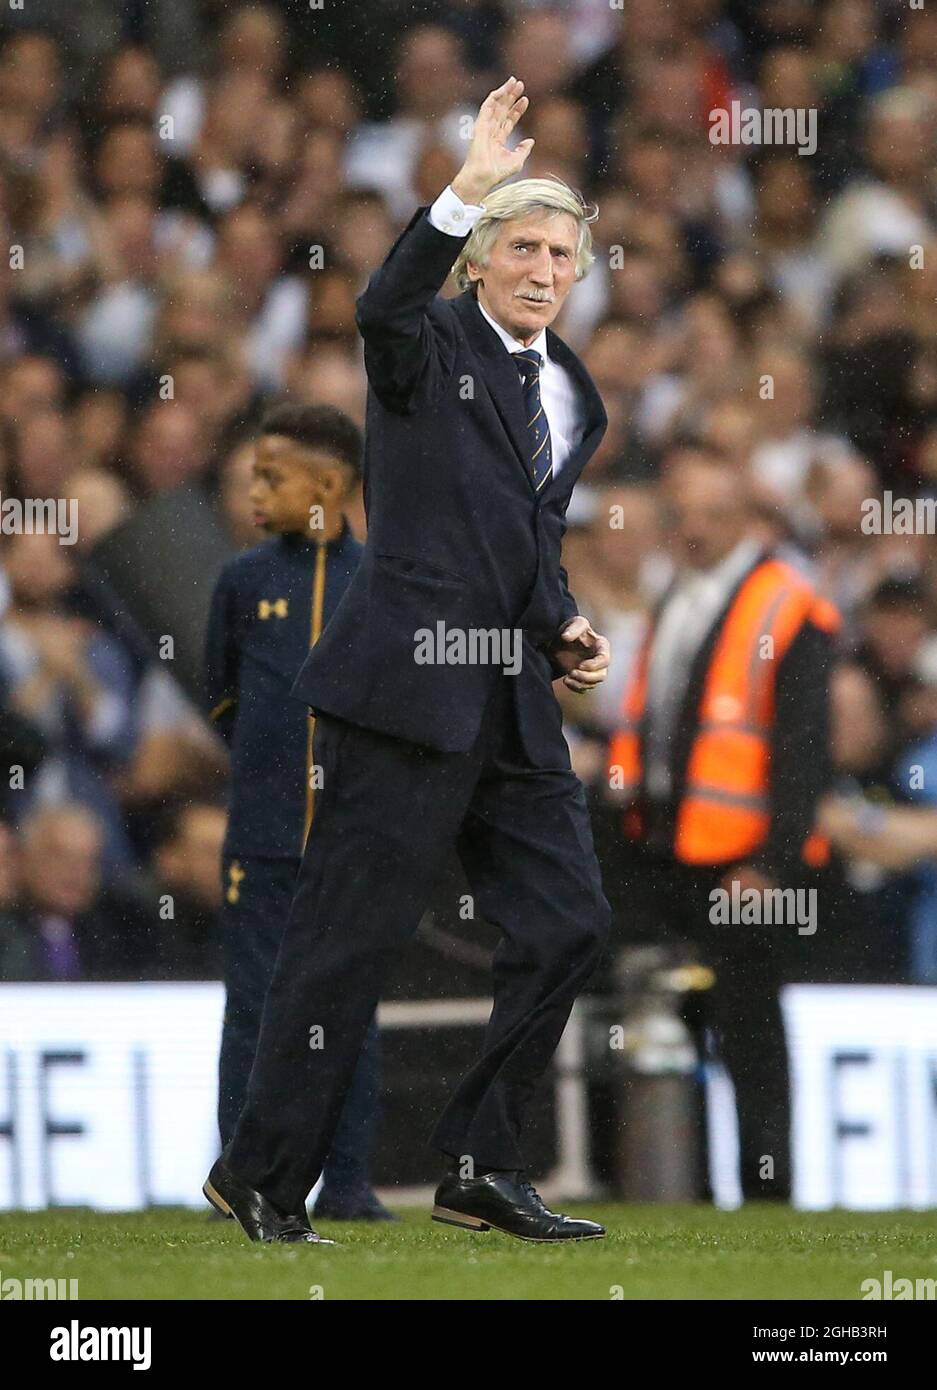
432, 1170, 605, 1242
203, 1155, 334, 1244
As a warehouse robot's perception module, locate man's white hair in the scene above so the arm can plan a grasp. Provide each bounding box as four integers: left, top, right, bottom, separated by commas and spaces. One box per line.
451, 176, 598, 292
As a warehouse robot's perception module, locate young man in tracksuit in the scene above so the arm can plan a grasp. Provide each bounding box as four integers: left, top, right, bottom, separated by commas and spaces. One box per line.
205, 401, 392, 1221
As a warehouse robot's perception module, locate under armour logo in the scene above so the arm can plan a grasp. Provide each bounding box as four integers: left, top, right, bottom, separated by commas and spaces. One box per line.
258, 598, 288, 620
226, 862, 245, 903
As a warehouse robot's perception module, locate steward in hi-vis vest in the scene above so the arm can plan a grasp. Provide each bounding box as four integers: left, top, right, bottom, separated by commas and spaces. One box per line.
603, 453, 842, 1205
608, 551, 841, 877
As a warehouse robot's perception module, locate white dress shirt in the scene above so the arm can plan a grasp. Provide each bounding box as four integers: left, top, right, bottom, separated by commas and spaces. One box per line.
644, 538, 762, 800
428, 185, 585, 475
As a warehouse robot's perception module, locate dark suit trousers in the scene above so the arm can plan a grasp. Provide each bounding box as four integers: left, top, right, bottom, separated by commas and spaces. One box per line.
228, 672, 611, 1214
217, 855, 382, 1195
612, 844, 794, 1200
687, 862, 792, 1201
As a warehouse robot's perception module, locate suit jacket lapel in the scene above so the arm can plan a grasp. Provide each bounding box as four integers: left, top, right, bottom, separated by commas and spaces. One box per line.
452, 290, 607, 500
453, 290, 536, 494
543, 325, 607, 502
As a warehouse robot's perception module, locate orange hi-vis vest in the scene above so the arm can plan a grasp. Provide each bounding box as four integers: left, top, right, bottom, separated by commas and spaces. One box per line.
607, 556, 841, 868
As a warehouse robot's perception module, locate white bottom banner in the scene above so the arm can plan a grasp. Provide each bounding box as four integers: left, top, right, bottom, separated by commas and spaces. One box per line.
1, 983, 936, 1210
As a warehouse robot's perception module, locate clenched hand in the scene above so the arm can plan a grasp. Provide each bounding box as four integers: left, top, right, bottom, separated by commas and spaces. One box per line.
550, 616, 611, 694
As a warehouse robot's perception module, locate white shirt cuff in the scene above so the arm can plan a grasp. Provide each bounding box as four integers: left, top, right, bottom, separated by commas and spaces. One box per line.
428, 185, 485, 237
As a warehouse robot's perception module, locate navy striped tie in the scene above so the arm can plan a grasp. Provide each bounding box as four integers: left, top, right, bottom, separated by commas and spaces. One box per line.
513, 348, 553, 492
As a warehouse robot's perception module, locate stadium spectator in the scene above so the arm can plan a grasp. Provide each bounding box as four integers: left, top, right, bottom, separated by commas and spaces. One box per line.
128, 400, 210, 497
0, 818, 23, 977
344, 24, 474, 220
0, 531, 138, 874
216, 438, 259, 549
8, 408, 74, 497
65, 467, 133, 553
148, 798, 225, 978
0, 355, 66, 427
1, 802, 150, 980
852, 575, 934, 768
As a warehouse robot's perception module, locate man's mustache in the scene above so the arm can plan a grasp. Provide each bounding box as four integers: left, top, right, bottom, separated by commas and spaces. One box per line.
513, 289, 555, 303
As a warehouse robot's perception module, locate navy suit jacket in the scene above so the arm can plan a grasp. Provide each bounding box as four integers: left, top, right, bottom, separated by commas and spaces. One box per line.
291, 204, 608, 757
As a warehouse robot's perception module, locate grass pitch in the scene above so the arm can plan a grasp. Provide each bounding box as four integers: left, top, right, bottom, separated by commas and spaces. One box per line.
2, 1204, 935, 1300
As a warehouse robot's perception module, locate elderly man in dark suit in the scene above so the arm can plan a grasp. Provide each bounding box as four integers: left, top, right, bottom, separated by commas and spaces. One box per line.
205, 78, 613, 1244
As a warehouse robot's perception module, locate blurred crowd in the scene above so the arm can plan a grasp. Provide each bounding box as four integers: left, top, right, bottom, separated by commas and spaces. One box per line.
2, 0, 937, 985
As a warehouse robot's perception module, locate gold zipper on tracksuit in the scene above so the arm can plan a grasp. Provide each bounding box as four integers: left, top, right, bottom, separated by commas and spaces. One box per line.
303, 541, 328, 851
